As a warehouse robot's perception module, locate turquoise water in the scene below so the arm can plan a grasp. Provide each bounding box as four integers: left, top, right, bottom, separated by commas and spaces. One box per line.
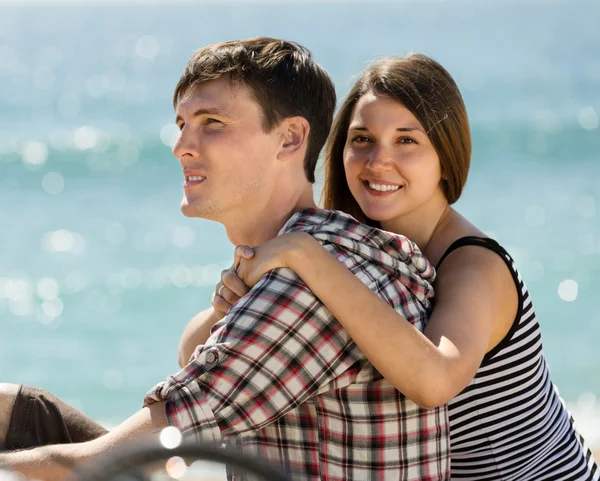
1, 0, 599, 445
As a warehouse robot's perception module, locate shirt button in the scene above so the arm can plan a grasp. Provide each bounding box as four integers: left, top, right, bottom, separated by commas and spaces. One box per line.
205, 351, 218, 365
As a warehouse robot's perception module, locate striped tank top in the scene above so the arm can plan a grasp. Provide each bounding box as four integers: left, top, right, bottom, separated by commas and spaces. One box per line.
437, 236, 599, 480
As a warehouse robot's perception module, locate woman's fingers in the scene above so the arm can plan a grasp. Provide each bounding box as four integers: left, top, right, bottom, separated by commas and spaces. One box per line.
234, 245, 255, 260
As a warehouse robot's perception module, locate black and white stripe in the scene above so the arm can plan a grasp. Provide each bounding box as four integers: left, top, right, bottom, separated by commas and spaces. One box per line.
439, 237, 599, 480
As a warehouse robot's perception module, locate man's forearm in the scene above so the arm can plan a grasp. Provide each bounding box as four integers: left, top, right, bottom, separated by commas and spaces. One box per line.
0, 443, 85, 480
0, 402, 169, 481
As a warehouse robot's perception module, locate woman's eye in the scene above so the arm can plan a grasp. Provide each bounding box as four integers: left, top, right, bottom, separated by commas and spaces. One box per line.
399, 137, 417, 145
351, 136, 371, 144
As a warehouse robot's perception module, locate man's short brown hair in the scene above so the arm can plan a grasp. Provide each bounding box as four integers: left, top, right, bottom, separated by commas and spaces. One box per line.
174, 37, 336, 183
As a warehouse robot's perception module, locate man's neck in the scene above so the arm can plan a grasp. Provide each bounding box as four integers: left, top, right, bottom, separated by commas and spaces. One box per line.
224, 185, 316, 247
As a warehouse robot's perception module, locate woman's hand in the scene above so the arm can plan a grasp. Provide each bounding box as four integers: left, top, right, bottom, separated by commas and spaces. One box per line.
234, 232, 312, 288
211, 232, 313, 318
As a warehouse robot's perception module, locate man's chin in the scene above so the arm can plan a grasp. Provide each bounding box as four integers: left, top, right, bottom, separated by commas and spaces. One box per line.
181, 209, 196, 218
180, 200, 216, 221
180, 200, 200, 218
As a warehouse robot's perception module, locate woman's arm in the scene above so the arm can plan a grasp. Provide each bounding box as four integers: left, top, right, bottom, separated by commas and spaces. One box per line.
239, 234, 517, 408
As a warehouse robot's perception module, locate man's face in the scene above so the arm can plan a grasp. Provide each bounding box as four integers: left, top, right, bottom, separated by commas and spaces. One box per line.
173, 78, 281, 224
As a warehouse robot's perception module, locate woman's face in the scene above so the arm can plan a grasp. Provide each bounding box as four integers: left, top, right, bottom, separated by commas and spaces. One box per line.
343, 92, 445, 227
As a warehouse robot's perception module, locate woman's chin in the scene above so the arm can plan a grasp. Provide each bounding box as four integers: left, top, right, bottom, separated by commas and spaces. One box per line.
361, 208, 396, 225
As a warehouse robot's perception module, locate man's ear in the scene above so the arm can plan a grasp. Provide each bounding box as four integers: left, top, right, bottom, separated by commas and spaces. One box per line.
277, 116, 310, 161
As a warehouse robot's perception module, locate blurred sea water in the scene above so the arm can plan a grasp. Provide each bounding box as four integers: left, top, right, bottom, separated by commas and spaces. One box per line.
0, 0, 599, 447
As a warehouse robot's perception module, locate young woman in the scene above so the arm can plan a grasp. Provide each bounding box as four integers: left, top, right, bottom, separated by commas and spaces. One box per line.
204, 54, 599, 480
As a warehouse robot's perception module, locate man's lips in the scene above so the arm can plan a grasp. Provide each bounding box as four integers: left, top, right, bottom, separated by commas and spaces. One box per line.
183, 169, 206, 188
183, 175, 206, 188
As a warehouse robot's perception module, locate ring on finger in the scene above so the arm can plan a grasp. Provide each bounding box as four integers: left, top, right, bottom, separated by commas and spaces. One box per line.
218, 285, 225, 297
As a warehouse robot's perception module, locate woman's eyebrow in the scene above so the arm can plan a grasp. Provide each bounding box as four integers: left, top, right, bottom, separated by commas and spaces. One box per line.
348, 125, 426, 134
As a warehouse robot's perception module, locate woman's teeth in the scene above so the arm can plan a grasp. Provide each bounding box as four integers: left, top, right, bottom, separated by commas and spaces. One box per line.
187, 176, 205, 181
368, 181, 400, 192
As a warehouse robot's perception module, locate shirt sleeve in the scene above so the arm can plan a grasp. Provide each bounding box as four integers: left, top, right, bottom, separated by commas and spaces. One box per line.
144, 267, 363, 444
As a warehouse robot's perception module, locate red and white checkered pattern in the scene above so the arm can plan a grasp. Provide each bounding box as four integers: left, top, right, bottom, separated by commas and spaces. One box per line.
145, 208, 449, 480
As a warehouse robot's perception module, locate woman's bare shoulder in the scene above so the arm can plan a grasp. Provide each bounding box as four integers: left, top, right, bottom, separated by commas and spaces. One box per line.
426, 210, 487, 267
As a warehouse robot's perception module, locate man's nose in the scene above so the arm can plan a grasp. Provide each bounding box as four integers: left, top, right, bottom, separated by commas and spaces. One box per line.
172, 129, 199, 160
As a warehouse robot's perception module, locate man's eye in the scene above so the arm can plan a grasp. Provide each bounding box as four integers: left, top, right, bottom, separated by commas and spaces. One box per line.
205, 118, 222, 125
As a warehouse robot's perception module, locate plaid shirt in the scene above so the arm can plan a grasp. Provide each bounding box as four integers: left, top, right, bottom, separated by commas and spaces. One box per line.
145, 208, 449, 480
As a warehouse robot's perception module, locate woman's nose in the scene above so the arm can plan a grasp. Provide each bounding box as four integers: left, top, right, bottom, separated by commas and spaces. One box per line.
366, 145, 393, 171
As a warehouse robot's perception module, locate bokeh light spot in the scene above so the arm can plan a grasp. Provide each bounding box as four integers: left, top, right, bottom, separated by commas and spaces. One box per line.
159, 426, 182, 449
165, 456, 187, 479
579, 106, 598, 130
42, 230, 85, 254
160, 124, 179, 147
172, 226, 195, 248
558, 279, 578, 302
121, 268, 142, 289
9, 299, 33, 317
42, 172, 65, 195
135, 35, 160, 60
37, 277, 60, 300
42, 297, 64, 318
170, 266, 193, 288
0, 468, 28, 481
74, 126, 97, 150
22, 141, 48, 167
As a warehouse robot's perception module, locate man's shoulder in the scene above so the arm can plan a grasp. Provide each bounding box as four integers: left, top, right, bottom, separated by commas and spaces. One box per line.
279, 207, 436, 305
281, 209, 433, 277
280, 208, 363, 237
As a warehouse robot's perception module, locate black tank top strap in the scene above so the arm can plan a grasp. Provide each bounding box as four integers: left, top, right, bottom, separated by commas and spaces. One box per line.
436, 235, 524, 361
436, 236, 506, 270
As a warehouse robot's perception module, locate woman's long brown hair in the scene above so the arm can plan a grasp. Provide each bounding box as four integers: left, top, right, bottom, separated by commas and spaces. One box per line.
322, 53, 472, 225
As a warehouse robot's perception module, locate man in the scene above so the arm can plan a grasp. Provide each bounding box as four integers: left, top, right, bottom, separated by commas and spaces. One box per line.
0, 38, 448, 480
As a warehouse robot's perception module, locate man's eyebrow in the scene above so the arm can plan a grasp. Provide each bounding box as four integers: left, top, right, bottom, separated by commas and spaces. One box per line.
175, 107, 227, 124
348, 125, 426, 134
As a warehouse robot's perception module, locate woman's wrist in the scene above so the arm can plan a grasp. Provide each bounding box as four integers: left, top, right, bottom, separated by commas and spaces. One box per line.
286, 232, 320, 274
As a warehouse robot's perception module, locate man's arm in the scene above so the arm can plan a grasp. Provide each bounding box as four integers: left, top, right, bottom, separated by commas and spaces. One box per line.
178, 268, 250, 368
0, 402, 168, 481
178, 307, 221, 368
147, 267, 363, 441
